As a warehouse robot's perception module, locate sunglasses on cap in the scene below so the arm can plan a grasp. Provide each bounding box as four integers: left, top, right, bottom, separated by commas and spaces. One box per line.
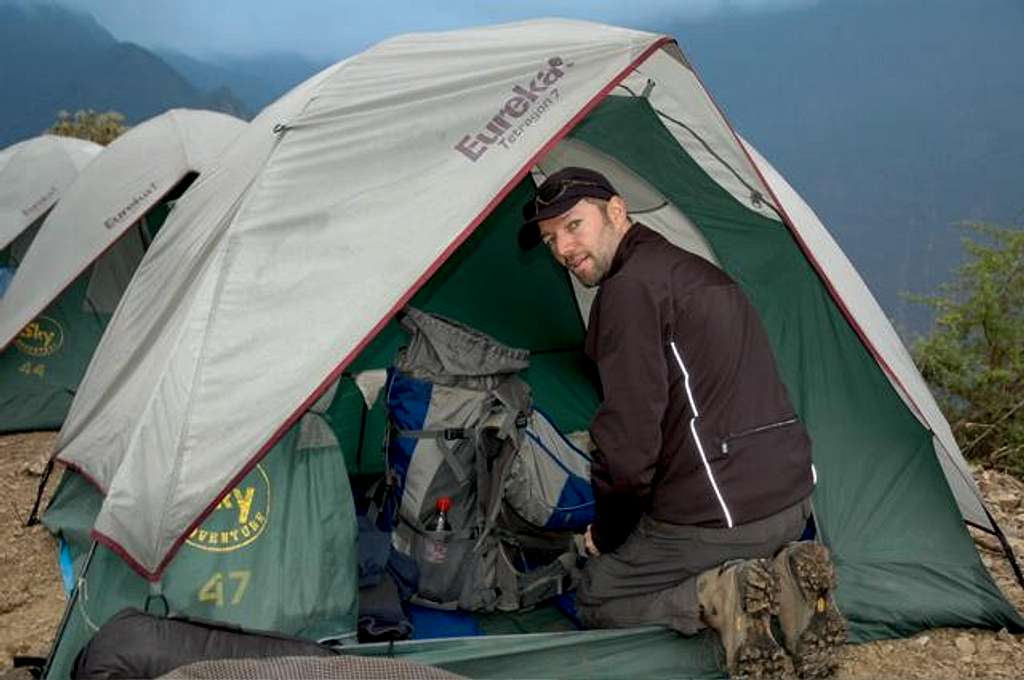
534, 179, 606, 207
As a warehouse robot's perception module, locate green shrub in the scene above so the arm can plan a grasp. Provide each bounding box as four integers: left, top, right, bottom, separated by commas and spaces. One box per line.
48, 109, 127, 145
911, 222, 1024, 477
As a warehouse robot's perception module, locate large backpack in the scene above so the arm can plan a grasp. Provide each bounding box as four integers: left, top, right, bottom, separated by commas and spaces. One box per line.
381, 308, 594, 612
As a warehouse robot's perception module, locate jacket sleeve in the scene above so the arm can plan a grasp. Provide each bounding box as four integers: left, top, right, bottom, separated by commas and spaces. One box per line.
587, 275, 670, 553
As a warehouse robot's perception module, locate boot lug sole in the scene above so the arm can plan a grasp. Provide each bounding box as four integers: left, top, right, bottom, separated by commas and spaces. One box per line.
783, 543, 848, 679
734, 559, 788, 679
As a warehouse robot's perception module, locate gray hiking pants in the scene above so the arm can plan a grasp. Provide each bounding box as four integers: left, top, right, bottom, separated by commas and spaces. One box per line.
576, 496, 812, 634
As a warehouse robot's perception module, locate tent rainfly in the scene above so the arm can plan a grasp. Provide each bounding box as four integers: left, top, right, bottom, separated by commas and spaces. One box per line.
0, 109, 246, 433
0, 135, 101, 254
40, 19, 1022, 680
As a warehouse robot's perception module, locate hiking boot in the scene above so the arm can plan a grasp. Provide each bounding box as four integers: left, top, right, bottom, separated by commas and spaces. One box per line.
697, 558, 788, 679
773, 542, 847, 679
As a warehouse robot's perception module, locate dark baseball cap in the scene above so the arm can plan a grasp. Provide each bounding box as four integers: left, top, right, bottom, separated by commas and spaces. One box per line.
519, 166, 618, 250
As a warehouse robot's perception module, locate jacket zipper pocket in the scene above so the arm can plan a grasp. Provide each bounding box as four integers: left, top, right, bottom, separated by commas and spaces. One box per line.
720, 416, 799, 455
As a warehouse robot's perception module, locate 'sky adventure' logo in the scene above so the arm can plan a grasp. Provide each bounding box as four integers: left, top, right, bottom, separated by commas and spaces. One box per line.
186, 464, 271, 553
15, 316, 64, 357
454, 56, 574, 162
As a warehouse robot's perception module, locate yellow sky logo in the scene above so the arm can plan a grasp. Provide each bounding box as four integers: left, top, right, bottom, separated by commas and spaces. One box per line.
186, 464, 271, 553
15, 316, 64, 357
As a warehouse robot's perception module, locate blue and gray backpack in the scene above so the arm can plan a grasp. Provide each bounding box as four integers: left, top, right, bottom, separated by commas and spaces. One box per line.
382, 308, 594, 611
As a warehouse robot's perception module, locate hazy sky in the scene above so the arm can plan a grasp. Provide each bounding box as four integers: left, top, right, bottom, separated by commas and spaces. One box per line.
57, 0, 819, 60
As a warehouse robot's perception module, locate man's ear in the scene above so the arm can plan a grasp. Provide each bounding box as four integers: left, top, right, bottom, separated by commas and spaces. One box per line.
607, 195, 629, 230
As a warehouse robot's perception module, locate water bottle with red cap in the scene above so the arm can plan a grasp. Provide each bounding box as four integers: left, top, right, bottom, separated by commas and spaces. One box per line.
423, 496, 453, 564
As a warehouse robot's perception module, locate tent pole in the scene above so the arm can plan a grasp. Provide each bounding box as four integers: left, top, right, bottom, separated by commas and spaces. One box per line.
984, 507, 1024, 590
356, 398, 368, 470
42, 540, 97, 679
25, 458, 55, 527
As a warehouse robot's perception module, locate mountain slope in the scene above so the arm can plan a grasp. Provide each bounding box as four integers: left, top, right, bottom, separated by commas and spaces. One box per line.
157, 49, 325, 114
0, 2, 248, 147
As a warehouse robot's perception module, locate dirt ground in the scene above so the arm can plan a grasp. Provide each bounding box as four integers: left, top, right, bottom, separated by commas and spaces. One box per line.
2, 430, 1023, 678
0, 432, 63, 674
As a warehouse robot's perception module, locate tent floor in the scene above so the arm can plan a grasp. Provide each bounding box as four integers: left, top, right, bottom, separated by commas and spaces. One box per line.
400, 597, 580, 642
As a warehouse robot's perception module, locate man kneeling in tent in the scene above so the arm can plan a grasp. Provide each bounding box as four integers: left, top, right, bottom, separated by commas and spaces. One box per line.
519, 167, 847, 679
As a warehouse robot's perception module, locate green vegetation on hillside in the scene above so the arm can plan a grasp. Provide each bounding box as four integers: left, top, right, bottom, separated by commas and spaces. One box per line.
912, 222, 1024, 476
48, 109, 127, 145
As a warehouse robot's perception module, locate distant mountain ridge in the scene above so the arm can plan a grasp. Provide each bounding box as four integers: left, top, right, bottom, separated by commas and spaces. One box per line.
0, 2, 249, 147
156, 49, 327, 114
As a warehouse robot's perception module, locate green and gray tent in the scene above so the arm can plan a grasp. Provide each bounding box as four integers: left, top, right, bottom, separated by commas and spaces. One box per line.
0, 109, 245, 433
0, 135, 100, 256
0, 135, 100, 306
40, 19, 1022, 680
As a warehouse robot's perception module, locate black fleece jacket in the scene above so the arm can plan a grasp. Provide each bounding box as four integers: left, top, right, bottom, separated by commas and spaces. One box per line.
585, 224, 814, 553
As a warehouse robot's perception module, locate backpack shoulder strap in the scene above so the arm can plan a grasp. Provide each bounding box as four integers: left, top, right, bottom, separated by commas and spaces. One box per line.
473, 375, 531, 548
